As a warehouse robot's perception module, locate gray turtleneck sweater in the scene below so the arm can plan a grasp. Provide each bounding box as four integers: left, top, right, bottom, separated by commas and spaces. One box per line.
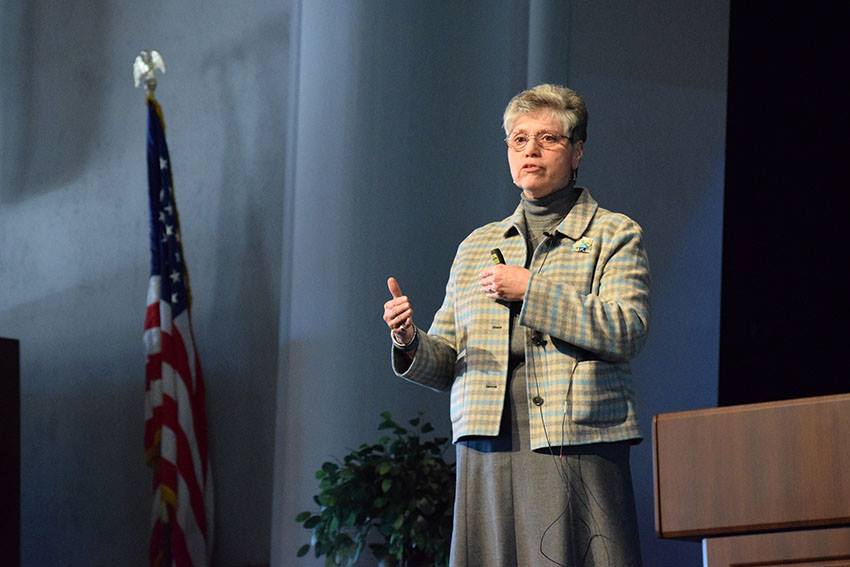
519, 183, 580, 262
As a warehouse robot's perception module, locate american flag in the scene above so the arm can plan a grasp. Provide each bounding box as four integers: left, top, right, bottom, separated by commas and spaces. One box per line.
143, 97, 213, 566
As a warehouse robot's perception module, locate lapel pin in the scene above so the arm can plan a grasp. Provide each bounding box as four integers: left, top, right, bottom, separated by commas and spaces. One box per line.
573, 238, 593, 253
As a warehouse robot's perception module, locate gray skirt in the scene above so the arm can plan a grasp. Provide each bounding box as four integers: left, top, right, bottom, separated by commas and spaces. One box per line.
450, 362, 642, 567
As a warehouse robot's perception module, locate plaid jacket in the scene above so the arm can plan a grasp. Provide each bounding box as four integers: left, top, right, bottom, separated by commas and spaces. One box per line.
393, 188, 650, 449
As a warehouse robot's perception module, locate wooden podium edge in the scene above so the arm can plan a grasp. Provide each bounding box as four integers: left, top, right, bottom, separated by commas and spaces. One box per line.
652, 414, 663, 537
663, 517, 850, 541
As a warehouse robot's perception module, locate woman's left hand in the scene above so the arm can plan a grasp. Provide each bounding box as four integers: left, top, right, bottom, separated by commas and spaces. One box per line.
479, 265, 531, 302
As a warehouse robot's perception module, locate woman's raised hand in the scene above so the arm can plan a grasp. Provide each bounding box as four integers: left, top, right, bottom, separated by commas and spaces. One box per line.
384, 277, 415, 344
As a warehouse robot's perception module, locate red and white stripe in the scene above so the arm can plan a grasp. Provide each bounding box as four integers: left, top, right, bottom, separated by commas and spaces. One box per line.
145, 275, 213, 566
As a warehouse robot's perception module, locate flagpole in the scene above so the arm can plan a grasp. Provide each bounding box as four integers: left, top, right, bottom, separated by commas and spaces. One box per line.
136, 48, 172, 567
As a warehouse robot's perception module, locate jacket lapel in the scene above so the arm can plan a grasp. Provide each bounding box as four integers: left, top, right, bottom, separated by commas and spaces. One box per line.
497, 204, 528, 267
555, 187, 598, 241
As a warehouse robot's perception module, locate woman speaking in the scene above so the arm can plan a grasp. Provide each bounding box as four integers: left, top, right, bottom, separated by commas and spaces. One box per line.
383, 84, 649, 567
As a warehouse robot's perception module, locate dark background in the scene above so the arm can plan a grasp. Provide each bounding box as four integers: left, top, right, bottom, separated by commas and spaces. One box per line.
720, 3, 850, 405
0, 338, 20, 565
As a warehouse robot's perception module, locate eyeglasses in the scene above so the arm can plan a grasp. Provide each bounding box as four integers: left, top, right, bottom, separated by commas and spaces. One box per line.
505, 131, 571, 151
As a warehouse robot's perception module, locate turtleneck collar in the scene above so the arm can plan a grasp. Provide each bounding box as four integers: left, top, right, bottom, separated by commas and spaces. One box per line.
520, 182, 580, 223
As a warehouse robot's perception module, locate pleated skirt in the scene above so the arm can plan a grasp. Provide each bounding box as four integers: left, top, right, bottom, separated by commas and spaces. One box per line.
449, 362, 643, 567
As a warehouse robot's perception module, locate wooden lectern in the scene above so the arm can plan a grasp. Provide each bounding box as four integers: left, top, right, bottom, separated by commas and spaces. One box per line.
653, 394, 850, 566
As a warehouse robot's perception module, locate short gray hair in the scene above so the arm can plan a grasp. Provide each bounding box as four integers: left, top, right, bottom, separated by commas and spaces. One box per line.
502, 84, 588, 142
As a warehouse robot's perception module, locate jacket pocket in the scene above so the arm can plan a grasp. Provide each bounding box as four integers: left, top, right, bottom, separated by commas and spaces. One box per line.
570, 360, 629, 426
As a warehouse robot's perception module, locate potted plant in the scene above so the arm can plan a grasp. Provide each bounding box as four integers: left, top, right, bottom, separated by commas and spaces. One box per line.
295, 411, 454, 566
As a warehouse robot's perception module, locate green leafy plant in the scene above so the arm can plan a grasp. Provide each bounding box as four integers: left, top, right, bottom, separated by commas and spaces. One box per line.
295, 411, 454, 566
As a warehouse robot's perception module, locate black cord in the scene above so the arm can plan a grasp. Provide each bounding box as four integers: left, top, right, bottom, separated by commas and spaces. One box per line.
526, 234, 614, 567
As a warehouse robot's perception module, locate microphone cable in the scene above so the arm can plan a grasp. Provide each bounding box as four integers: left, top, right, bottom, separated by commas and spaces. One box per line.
523, 232, 614, 567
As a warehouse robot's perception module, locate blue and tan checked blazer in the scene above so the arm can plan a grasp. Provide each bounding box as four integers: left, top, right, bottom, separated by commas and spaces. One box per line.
394, 188, 650, 450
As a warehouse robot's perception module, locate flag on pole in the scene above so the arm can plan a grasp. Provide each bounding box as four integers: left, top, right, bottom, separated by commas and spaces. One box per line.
143, 97, 213, 566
